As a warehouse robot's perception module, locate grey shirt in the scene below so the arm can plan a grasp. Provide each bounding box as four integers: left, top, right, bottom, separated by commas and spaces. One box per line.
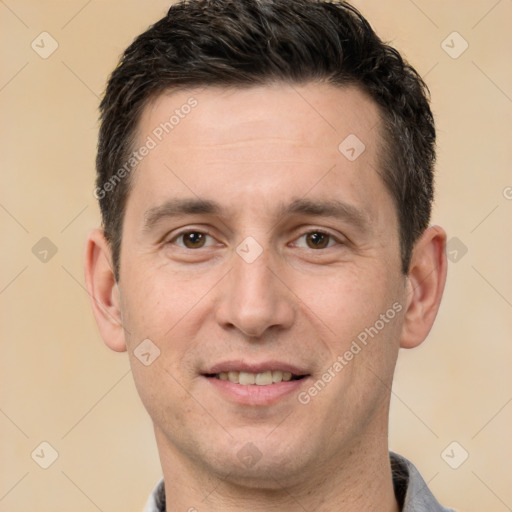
143, 452, 455, 511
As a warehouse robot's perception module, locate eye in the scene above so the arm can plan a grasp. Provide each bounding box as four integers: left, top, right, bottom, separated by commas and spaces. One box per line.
172, 231, 215, 249
294, 231, 338, 249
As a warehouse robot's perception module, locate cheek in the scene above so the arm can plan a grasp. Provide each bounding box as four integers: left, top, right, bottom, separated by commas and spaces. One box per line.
299, 264, 398, 338
119, 265, 220, 389
120, 265, 200, 343
129, 355, 196, 433
293, 262, 405, 393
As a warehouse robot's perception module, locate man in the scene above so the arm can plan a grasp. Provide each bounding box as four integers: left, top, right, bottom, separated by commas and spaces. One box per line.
84, 0, 452, 510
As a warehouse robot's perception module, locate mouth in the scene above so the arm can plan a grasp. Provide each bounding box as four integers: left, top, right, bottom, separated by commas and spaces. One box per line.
204, 370, 307, 386
202, 362, 310, 405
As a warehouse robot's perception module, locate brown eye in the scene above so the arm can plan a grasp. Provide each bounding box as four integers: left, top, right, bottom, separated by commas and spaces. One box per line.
181, 231, 207, 249
305, 232, 331, 249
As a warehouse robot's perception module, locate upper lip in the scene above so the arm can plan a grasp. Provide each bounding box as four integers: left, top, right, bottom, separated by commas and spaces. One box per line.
204, 360, 309, 376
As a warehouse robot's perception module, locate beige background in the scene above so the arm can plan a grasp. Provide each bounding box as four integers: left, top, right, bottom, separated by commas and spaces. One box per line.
1, 1, 511, 511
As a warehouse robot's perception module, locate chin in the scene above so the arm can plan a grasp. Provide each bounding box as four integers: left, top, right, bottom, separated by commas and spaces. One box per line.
197, 434, 314, 489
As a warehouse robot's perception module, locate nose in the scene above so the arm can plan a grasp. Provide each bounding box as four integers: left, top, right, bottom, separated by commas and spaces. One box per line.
214, 246, 295, 339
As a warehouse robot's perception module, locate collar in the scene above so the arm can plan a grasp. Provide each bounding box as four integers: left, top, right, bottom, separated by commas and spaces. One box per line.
143, 452, 454, 512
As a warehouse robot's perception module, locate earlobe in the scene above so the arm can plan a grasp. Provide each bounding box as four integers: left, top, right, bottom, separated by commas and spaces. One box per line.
399, 225, 447, 349
84, 229, 127, 352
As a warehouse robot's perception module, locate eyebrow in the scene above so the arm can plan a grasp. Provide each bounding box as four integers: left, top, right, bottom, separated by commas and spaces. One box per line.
142, 197, 369, 232
142, 198, 221, 232
280, 198, 369, 231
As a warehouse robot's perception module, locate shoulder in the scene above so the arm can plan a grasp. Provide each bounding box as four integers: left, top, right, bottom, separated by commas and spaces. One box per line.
142, 478, 165, 512
390, 452, 457, 512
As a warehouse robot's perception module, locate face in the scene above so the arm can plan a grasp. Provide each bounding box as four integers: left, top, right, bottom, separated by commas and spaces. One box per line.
116, 83, 408, 487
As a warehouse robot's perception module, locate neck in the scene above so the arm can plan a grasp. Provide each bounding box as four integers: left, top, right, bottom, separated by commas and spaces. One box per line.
154, 426, 399, 512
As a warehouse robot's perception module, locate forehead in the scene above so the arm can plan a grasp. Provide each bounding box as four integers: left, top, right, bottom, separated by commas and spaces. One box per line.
126, 82, 394, 233
138, 82, 382, 156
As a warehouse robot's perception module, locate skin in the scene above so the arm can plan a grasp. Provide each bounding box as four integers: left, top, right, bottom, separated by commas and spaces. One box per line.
85, 82, 447, 511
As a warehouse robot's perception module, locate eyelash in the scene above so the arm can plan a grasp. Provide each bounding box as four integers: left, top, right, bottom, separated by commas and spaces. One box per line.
167, 229, 342, 250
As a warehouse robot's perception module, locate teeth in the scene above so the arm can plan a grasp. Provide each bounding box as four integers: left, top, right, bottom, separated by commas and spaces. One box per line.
228, 371, 239, 383
215, 370, 299, 386
239, 371, 255, 385
255, 371, 272, 386
272, 370, 283, 383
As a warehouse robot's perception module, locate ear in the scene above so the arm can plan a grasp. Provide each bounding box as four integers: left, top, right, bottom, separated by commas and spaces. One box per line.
400, 225, 447, 349
84, 229, 126, 352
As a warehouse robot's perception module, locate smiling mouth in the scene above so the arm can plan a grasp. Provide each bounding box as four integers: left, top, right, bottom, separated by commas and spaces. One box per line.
204, 370, 307, 386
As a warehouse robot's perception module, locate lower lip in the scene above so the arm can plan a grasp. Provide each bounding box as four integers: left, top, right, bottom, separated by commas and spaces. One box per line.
204, 376, 308, 406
